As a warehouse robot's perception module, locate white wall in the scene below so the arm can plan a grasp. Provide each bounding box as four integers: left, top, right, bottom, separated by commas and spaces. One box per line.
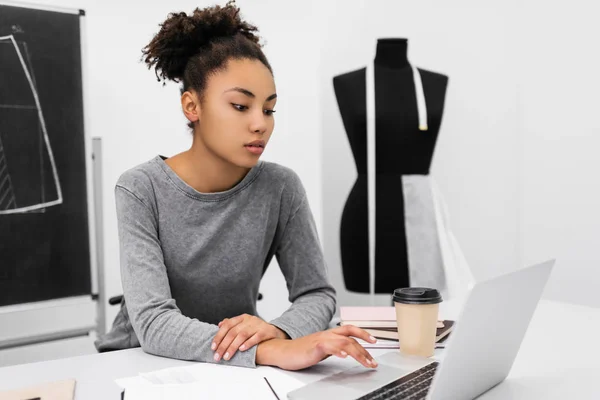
320, 1, 521, 307
519, 0, 600, 308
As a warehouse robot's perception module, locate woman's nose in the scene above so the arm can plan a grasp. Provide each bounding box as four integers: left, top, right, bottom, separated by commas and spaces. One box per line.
249, 112, 268, 134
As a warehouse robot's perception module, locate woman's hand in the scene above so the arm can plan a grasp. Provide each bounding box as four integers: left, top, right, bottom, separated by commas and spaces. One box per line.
256, 325, 379, 371
212, 314, 288, 362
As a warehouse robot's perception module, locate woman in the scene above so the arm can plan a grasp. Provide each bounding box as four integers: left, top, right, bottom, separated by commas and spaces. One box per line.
95, 1, 378, 371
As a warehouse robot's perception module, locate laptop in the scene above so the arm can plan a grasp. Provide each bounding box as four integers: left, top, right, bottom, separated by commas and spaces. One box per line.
287, 259, 555, 400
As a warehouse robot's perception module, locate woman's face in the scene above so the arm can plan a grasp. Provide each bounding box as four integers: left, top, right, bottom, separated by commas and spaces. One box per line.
189, 58, 277, 169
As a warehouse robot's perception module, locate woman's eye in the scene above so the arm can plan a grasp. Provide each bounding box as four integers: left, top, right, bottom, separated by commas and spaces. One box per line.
232, 104, 248, 111
232, 104, 276, 116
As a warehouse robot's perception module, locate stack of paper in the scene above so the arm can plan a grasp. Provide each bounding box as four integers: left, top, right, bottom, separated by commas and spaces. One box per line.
340, 306, 453, 347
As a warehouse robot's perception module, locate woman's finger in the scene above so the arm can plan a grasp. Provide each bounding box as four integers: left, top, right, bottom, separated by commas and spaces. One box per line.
316, 338, 374, 368
336, 334, 377, 366
239, 332, 263, 352
215, 326, 247, 362
333, 325, 377, 343
341, 340, 377, 368
333, 340, 374, 368
347, 338, 378, 367
212, 316, 243, 353
223, 331, 253, 360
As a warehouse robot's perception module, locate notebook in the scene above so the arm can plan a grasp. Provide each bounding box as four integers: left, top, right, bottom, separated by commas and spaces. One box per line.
340, 306, 397, 321
0, 378, 75, 400
364, 320, 455, 343
339, 306, 398, 328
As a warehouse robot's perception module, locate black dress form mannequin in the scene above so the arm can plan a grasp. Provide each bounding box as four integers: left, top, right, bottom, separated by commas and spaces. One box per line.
333, 38, 449, 294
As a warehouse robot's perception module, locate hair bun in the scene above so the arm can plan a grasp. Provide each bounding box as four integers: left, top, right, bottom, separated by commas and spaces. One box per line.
142, 0, 260, 84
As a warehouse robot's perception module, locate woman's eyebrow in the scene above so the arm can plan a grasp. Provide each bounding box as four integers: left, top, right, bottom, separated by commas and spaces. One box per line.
223, 87, 277, 101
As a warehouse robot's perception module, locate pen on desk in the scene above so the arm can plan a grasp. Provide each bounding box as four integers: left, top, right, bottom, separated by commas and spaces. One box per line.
264, 377, 281, 400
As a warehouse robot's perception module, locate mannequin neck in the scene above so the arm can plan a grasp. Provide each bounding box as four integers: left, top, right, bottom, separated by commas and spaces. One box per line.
374, 38, 410, 69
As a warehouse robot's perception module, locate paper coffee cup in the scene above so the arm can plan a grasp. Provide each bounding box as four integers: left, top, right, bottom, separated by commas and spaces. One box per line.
393, 287, 442, 358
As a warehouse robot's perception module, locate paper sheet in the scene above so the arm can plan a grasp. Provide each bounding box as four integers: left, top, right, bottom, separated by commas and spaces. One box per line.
116, 363, 289, 400
120, 378, 275, 400
356, 338, 400, 349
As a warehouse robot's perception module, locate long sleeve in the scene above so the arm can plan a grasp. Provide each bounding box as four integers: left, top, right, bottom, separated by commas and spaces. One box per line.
115, 185, 257, 368
269, 181, 337, 339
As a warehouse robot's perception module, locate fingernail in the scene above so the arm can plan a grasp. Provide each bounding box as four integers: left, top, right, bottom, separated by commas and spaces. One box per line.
224, 352, 230, 360
371, 359, 378, 367
369, 336, 377, 342
340, 351, 347, 357
240, 344, 246, 351
211, 343, 216, 350
214, 353, 220, 361
366, 358, 372, 365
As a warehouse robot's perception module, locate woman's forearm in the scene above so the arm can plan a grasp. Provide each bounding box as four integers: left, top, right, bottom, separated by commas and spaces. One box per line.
256, 338, 287, 367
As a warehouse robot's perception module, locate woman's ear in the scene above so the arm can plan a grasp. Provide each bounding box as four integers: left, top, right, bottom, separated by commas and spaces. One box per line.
181, 90, 201, 124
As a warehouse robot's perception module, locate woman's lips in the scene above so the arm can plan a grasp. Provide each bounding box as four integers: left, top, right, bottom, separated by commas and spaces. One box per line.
245, 144, 264, 155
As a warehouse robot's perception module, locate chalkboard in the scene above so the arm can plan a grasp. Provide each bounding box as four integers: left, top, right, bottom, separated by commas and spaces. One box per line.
0, 3, 91, 306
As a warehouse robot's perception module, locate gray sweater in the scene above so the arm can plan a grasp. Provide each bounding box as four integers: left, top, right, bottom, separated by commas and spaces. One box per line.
94, 155, 336, 368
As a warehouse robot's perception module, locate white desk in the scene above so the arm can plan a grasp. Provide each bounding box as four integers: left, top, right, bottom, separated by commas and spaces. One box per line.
0, 299, 598, 399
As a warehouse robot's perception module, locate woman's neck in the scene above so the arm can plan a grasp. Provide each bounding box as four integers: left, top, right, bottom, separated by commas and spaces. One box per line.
374, 38, 410, 69
165, 140, 250, 194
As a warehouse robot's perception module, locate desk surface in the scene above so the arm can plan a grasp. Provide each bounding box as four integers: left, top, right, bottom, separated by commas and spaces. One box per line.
0, 299, 599, 399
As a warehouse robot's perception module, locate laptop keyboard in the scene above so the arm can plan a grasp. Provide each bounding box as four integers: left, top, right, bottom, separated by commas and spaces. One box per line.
357, 362, 440, 400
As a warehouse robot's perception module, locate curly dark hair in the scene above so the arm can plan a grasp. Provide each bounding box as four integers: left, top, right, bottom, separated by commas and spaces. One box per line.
142, 0, 273, 128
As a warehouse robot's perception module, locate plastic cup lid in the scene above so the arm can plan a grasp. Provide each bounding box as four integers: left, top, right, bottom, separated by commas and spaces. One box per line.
393, 287, 442, 305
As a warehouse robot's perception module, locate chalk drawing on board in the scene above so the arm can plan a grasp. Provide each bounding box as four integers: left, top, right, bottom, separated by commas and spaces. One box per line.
0, 34, 63, 215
